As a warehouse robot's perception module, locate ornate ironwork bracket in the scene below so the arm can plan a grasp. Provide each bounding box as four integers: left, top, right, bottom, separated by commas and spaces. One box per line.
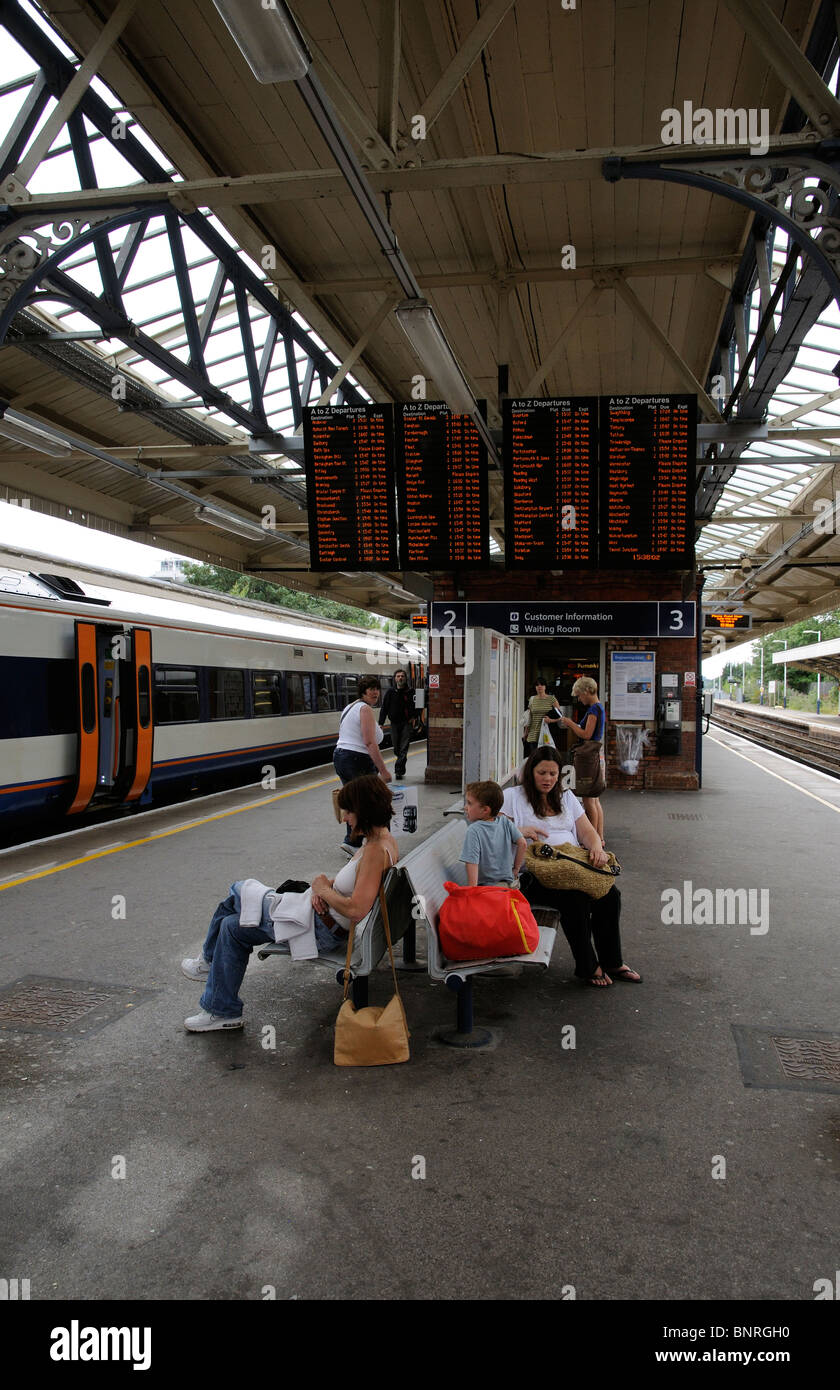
0, 209, 123, 316
0, 197, 365, 433
603, 143, 840, 311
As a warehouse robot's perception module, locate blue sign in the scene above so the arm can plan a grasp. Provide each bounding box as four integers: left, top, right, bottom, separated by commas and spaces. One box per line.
430, 601, 695, 638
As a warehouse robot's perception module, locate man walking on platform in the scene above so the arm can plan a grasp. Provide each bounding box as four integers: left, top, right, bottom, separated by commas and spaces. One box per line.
379, 667, 416, 780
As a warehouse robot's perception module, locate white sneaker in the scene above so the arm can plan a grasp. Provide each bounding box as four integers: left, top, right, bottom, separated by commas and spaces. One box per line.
184, 1010, 243, 1032
181, 956, 210, 980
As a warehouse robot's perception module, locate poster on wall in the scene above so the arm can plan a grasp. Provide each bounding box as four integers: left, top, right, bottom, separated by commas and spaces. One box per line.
610, 651, 656, 720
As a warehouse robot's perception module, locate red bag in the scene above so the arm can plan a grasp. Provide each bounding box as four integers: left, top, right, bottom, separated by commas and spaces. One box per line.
437, 882, 540, 962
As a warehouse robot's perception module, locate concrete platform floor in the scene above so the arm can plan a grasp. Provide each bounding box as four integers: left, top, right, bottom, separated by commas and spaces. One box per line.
0, 738, 837, 1302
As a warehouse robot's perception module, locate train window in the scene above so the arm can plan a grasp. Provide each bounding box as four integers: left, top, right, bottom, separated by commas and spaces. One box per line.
208, 668, 246, 720
286, 672, 314, 714
337, 675, 359, 706
46, 659, 77, 735
80, 663, 96, 734
137, 666, 151, 728
313, 673, 334, 711
252, 670, 283, 717
0, 657, 76, 738
154, 666, 200, 724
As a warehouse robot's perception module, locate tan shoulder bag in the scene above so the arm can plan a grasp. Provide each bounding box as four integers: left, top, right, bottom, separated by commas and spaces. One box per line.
334, 854, 410, 1067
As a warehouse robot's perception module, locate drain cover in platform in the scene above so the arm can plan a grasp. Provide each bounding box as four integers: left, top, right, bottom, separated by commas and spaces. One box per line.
732, 1025, 840, 1096
0, 976, 157, 1037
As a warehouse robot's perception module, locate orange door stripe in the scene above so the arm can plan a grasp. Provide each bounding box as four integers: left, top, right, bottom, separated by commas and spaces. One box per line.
126, 629, 153, 801
68, 623, 99, 815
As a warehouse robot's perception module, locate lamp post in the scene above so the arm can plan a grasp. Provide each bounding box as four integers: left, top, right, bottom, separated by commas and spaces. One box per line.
770, 641, 788, 709
759, 643, 764, 705
803, 629, 822, 714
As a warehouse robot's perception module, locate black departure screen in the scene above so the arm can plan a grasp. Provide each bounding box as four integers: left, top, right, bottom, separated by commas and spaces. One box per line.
502, 397, 598, 569
704, 612, 752, 630
303, 405, 398, 570
599, 395, 695, 567
395, 402, 489, 568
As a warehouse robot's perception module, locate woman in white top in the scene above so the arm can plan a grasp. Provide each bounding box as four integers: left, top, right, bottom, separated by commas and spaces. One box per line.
181, 776, 399, 1030
333, 676, 392, 847
503, 747, 641, 988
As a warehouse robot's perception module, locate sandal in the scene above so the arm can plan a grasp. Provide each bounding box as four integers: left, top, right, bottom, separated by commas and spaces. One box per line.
611, 964, 642, 983
584, 968, 612, 988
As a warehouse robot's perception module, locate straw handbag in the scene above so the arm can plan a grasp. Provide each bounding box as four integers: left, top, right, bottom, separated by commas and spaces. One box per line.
334, 882, 410, 1066
524, 842, 620, 899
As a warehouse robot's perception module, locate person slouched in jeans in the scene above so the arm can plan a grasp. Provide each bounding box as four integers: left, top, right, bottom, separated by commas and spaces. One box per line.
181, 776, 398, 1031
378, 667, 416, 779
333, 675, 392, 849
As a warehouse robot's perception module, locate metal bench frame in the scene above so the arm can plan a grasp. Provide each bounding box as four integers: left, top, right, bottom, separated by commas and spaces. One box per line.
256, 867, 417, 1007
397, 820, 558, 1048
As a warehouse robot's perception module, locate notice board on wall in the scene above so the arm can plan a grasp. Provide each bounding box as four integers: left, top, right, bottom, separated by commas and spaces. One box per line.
610, 651, 656, 720
303, 404, 398, 570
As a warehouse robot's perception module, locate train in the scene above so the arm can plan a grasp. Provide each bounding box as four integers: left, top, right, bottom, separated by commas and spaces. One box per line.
0, 567, 426, 845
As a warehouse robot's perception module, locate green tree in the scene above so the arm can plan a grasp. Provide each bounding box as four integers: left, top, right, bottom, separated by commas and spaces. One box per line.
180, 563, 386, 630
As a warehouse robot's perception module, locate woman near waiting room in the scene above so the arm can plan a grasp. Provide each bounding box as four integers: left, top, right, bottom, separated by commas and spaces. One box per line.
560, 675, 606, 845
522, 677, 562, 755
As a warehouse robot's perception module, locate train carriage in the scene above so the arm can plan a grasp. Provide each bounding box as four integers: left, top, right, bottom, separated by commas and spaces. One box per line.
0, 569, 425, 843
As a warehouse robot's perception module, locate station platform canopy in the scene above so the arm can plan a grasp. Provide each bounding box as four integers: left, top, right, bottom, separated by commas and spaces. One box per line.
772, 633, 840, 679
0, 0, 839, 628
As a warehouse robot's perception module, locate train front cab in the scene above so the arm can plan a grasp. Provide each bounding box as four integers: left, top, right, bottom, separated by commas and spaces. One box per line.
69, 621, 154, 815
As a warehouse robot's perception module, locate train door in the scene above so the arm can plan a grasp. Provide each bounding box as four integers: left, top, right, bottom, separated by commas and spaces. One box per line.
68, 622, 153, 814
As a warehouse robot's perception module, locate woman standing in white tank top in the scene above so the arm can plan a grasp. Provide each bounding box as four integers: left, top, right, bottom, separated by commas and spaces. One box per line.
333, 677, 392, 845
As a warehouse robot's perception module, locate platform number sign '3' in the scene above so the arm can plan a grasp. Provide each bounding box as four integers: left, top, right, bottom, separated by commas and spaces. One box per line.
658, 603, 694, 637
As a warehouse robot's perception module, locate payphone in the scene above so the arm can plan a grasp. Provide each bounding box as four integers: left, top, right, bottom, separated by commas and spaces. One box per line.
656, 673, 682, 755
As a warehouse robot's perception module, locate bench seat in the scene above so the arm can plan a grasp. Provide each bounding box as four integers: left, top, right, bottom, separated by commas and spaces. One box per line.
256, 867, 415, 1006
397, 819, 557, 1044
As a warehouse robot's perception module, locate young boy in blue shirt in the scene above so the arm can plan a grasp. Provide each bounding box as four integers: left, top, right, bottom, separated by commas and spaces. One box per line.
461, 780, 527, 886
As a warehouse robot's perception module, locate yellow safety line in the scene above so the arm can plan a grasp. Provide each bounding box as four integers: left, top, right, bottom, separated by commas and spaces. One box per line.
0, 749, 423, 891
706, 735, 840, 814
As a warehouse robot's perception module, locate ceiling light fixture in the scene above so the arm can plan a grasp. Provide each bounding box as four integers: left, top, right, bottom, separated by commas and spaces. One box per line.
210, 0, 310, 82
213, 1, 498, 465
0, 417, 73, 458
394, 300, 478, 417
194, 504, 272, 543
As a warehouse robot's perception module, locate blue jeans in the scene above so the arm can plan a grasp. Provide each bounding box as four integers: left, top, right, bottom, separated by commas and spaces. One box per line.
333, 748, 377, 842
198, 881, 347, 1019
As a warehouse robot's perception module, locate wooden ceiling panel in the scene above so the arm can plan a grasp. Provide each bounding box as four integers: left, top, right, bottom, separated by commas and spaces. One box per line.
13, 0, 825, 590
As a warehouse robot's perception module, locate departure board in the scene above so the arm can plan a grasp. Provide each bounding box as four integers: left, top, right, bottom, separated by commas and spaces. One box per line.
395, 402, 489, 568
599, 395, 695, 567
303, 405, 398, 570
502, 397, 598, 568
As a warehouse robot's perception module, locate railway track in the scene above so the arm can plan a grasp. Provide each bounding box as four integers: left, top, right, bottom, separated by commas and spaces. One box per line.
709, 703, 840, 779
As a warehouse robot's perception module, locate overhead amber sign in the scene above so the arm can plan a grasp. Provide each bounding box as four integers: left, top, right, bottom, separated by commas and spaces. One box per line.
704, 612, 752, 630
